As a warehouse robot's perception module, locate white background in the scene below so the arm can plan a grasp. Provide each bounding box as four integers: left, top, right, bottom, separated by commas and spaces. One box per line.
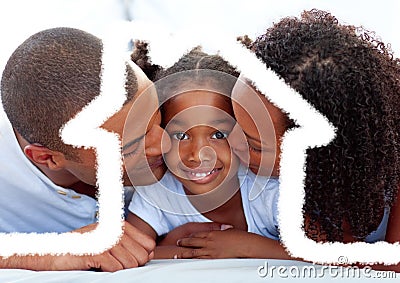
0, 0, 399, 74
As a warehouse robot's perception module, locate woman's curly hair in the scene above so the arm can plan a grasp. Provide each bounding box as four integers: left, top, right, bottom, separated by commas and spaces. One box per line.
251, 9, 400, 241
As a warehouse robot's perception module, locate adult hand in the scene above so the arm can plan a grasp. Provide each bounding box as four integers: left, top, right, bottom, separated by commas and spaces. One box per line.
51, 221, 155, 271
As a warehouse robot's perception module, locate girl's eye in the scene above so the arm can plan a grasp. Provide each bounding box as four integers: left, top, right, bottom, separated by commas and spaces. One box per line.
211, 131, 228, 140
172, 132, 189, 140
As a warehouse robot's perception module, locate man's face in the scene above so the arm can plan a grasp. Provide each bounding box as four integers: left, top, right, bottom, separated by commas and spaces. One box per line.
64, 65, 170, 187
121, 78, 171, 186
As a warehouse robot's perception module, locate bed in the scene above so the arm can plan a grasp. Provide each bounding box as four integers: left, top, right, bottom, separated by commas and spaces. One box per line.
0, 258, 397, 282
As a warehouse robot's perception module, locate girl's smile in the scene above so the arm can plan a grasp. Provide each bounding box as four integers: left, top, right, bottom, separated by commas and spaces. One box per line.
162, 90, 240, 196
182, 167, 222, 184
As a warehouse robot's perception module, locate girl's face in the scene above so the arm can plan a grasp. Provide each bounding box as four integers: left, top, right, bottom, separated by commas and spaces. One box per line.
230, 77, 287, 177
163, 91, 239, 195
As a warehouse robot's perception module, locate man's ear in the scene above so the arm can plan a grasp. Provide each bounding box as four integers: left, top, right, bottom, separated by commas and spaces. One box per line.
24, 144, 67, 170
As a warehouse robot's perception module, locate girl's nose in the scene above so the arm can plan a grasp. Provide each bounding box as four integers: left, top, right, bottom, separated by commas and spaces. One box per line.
187, 137, 216, 166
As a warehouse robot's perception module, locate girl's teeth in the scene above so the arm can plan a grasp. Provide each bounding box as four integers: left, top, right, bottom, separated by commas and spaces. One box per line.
195, 172, 207, 177
191, 169, 215, 178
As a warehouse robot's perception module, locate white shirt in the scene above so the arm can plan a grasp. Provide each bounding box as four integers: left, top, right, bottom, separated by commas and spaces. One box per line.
0, 107, 98, 233
129, 167, 280, 240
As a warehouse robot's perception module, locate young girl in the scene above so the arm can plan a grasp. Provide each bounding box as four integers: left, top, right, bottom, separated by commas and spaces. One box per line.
127, 48, 286, 259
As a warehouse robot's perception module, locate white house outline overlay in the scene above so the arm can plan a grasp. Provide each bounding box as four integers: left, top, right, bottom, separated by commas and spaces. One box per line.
1, 19, 399, 265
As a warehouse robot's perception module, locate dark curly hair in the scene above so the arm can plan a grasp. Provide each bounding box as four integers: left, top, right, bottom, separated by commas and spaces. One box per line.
131, 40, 162, 81
157, 47, 239, 105
250, 9, 400, 241
131, 42, 239, 104
156, 46, 239, 79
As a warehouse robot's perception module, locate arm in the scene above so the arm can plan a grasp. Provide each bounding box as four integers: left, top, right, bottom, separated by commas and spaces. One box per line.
175, 229, 293, 259
373, 186, 400, 272
126, 212, 236, 259
385, 186, 400, 243
126, 211, 185, 259
127, 212, 234, 259
0, 221, 155, 271
126, 211, 157, 241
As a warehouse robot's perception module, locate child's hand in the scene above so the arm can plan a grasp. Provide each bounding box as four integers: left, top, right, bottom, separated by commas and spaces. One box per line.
159, 222, 233, 246
174, 229, 250, 259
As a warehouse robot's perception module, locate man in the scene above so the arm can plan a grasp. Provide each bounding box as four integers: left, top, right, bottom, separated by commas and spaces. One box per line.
0, 27, 167, 271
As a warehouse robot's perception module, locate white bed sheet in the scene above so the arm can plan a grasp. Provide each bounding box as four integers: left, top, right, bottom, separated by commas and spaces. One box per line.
0, 259, 398, 283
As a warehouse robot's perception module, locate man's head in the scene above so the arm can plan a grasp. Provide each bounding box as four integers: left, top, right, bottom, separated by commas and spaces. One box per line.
1, 27, 166, 187
2, 27, 137, 157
